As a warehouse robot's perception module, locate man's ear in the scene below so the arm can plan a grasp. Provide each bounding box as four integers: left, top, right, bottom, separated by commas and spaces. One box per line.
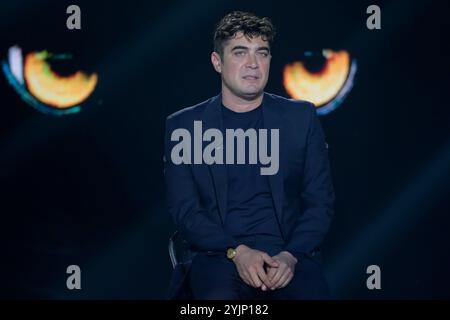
211, 52, 222, 73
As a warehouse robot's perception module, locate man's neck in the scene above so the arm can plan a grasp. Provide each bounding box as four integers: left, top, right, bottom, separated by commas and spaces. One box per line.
221, 88, 263, 113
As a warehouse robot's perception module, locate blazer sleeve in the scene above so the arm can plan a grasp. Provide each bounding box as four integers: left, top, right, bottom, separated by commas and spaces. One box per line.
283, 103, 335, 257
164, 117, 239, 252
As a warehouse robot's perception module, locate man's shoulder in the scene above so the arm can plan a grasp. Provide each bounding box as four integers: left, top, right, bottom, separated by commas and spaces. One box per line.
265, 92, 316, 114
166, 96, 214, 123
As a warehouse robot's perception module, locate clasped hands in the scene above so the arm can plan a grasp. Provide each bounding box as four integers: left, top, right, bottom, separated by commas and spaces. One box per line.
232, 244, 298, 291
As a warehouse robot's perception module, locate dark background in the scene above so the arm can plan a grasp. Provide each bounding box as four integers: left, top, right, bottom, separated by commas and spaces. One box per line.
1, 0, 449, 299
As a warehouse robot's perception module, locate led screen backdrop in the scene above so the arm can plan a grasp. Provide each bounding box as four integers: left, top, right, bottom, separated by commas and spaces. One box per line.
0, 0, 449, 299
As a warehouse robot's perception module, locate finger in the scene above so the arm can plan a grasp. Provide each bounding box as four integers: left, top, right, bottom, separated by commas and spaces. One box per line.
261, 284, 267, 291
245, 277, 254, 287
239, 270, 253, 287
262, 254, 279, 268
245, 271, 257, 288
267, 266, 277, 278
249, 267, 262, 288
256, 264, 271, 288
270, 266, 286, 289
274, 271, 291, 289
266, 267, 277, 286
280, 273, 294, 289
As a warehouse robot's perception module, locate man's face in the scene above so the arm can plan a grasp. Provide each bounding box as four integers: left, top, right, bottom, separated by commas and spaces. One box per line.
212, 32, 271, 100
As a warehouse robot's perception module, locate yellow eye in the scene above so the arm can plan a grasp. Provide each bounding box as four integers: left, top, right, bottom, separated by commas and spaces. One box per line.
283, 49, 357, 115
2, 45, 98, 116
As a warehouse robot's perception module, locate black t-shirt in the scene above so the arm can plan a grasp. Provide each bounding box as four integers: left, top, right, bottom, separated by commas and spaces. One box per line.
221, 103, 284, 255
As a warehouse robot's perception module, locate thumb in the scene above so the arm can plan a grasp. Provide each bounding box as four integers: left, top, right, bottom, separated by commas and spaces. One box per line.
262, 254, 279, 267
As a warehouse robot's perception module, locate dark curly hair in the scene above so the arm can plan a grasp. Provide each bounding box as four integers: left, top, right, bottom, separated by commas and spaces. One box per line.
213, 11, 276, 58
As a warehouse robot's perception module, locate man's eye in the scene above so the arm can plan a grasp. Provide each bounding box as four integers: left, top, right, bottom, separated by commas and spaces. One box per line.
234, 51, 245, 56
258, 52, 269, 57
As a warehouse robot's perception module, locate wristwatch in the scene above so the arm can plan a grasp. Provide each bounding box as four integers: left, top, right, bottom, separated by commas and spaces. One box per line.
226, 247, 237, 260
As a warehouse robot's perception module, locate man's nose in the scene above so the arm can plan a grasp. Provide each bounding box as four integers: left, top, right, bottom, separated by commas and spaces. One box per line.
246, 53, 258, 68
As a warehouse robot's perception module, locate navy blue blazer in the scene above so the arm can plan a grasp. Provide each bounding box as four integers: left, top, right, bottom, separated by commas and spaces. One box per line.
163, 92, 335, 298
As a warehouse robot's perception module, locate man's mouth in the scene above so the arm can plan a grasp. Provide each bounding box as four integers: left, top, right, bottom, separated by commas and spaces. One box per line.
243, 75, 259, 80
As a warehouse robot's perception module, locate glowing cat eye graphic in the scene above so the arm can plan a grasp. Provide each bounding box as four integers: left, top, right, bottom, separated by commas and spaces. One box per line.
2, 45, 98, 115
283, 49, 357, 115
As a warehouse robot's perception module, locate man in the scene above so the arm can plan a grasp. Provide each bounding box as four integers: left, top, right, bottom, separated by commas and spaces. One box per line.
164, 11, 335, 299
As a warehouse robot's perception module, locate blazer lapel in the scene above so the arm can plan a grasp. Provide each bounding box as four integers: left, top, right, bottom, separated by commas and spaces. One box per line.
262, 93, 286, 225
201, 94, 228, 224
